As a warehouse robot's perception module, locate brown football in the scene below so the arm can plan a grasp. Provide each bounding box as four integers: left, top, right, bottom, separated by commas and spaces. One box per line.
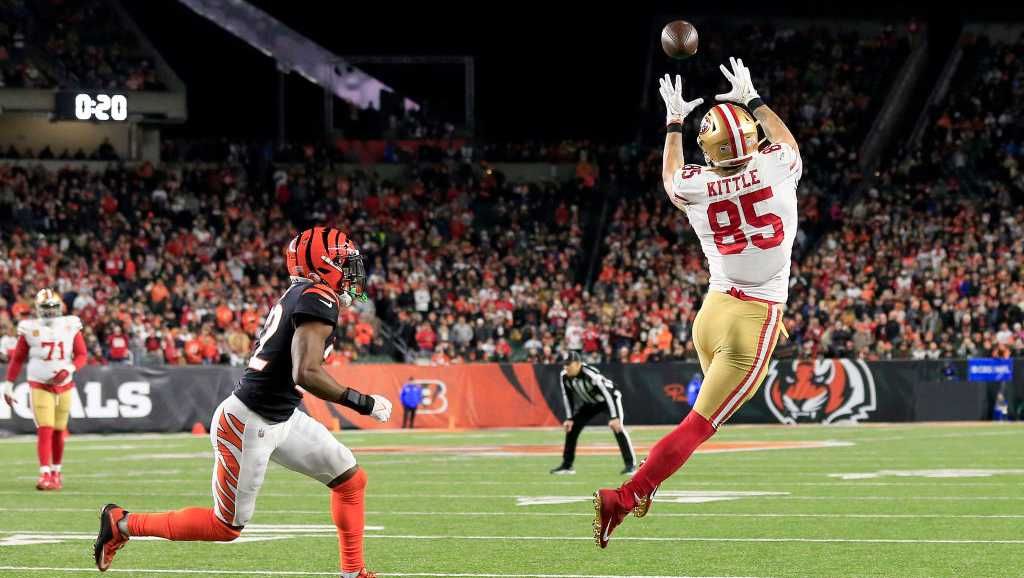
661, 20, 698, 60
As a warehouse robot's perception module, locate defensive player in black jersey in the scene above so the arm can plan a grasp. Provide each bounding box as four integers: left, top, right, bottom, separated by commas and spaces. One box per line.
94, 227, 393, 578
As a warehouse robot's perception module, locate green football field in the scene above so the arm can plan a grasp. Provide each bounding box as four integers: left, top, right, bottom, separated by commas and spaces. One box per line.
1, 422, 1022, 578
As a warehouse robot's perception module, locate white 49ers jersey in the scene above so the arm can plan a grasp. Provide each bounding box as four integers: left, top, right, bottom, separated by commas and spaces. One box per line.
16, 315, 83, 385
669, 143, 801, 303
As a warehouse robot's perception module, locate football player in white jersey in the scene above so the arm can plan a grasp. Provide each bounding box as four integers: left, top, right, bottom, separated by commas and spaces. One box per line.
594, 57, 800, 547
2, 288, 88, 491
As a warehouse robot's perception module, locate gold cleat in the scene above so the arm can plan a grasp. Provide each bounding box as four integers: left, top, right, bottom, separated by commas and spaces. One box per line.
592, 491, 602, 547
630, 459, 657, 518
633, 495, 653, 518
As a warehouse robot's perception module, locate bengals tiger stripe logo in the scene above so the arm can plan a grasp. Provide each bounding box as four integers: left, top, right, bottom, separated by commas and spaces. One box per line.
764, 359, 877, 424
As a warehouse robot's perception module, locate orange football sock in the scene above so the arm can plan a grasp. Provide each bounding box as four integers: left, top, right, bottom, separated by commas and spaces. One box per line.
331, 468, 367, 573
127, 507, 240, 542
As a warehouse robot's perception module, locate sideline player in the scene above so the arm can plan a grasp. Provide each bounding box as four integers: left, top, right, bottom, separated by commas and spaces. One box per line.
594, 58, 801, 547
94, 227, 393, 578
2, 288, 88, 491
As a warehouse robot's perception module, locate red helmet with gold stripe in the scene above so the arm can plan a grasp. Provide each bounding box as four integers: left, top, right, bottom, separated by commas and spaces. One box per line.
285, 227, 367, 301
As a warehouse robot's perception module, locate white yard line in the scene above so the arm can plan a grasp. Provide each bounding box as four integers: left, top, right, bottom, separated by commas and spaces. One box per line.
0, 568, 752, 578
2, 529, 1019, 545
5, 507, 1024, 520
19, 477, 1020, 488
2, 490, 1023, 500
361, 534, 1024, 544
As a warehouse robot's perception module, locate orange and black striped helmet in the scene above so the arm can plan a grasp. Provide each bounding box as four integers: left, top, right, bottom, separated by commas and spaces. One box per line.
285, 227, 367, 301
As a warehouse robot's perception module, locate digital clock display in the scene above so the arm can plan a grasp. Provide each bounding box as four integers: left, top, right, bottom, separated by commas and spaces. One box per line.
74, 93, 128, 121
54, 92, 129, 121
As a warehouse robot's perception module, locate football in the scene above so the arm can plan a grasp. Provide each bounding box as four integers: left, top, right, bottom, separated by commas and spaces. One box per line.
661, 20, 699, 59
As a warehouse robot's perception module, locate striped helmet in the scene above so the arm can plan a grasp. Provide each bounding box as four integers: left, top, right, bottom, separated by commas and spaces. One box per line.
697, 103, 759, 167
285, 227, 367, 301
35, 288, 63, 318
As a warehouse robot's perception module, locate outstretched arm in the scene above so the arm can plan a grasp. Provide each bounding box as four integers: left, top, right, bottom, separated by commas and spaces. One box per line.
750, 104, 798, 156
659, 74, 704, 193
716, 57, 799, 156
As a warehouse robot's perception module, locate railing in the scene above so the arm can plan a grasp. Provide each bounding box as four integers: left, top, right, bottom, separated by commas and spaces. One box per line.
859, 30, 929, 174
910, 31, 964, 146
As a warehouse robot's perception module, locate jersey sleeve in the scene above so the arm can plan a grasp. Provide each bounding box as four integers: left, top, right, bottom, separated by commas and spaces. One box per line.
16, 320, 32, 337
72, 332, 88, 370
759, 142, 802, 182
669, 164, 708, 208
67, 316, 84, 334
559, 370, 573, 419
4, 335, 29, 381
293, 284, 341, 328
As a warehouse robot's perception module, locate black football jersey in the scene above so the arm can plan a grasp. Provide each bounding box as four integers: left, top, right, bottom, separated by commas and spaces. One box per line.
234, 279, 341, 422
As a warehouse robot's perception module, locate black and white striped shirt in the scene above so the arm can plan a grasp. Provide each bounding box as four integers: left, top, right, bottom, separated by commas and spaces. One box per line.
560, 364, 621, 419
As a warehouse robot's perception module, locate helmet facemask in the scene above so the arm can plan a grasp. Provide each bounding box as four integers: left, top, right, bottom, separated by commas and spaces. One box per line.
37, 302, 62, 319
321, 248, 367, 303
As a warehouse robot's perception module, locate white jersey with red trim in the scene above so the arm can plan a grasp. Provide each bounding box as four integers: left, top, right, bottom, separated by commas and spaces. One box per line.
16, 315, 83, 385
669, 142, 801, 303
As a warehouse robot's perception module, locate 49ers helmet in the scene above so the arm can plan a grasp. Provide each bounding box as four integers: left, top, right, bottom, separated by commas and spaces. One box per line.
285, 227, 367, 301
697, 103, 760, 167
35, 288, 63, 318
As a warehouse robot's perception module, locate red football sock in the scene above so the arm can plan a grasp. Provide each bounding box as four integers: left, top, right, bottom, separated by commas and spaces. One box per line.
36, 426, 54, 469
620, 410, 716, 509
51, 429, 65, 468
331, 468, 367, 573
127, 507, 240, 541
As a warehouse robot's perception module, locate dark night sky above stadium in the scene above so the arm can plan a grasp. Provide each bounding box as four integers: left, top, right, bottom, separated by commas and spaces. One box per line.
125, 1, 1021, 141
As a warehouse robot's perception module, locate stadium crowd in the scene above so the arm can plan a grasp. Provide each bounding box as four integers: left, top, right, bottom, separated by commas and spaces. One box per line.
0, 0, 164, 91
2, 25, 1021, 366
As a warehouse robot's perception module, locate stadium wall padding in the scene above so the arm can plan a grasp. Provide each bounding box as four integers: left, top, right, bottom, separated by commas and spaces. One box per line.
0, 360, 1019, 434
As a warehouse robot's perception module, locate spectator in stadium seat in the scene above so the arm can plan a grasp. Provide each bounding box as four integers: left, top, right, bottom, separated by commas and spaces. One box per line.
198, 326, 219, 364
142, 332, 162, 365
226, 326, 251, 367
215, 304, 233, 330
1, 322, 17, 362
495, 337, 512, 361
415, 323, 437, 354
431, 344, 451, 366
183, 335, 202, 365
354, 320, 374, 351
106, 324, 130, 364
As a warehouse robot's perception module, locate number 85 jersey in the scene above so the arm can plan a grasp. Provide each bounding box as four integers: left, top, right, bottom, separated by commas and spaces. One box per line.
669, 142, 801, 304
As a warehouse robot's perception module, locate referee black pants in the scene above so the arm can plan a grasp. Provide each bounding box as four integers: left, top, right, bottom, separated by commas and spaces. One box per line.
561, 398, 636, 469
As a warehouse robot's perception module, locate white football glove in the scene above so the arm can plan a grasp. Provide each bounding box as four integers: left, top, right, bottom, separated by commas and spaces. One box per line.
1, 380, 15, 406
338, 292, 353, 308
369, 394, 393, 423
659, 74, 704, 126
715, 56, 760, 106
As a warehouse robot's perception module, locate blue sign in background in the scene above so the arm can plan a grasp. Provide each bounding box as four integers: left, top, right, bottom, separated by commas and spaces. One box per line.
967, 358, 1014, 382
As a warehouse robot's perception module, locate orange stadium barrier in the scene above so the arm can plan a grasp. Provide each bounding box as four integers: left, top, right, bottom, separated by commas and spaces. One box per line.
310, 363, 562, 431
0, 361, 1017, 435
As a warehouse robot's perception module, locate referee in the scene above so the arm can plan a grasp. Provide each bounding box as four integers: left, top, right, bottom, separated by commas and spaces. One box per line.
550, 352, 636, 475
